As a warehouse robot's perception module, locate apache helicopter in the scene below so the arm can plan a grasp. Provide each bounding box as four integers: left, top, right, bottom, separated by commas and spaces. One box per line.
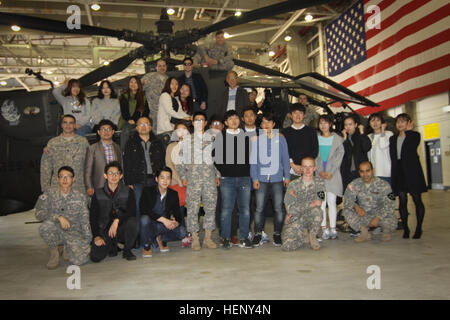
0, 0, 379, 215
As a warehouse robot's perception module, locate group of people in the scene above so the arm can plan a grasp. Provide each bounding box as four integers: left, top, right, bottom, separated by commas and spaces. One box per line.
36, 30, 428, 270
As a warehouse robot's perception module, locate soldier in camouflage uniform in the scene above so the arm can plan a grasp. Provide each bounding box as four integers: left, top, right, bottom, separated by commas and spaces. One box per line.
176, 112, 220, 251
41, 115, 89, 193
141, 59, 168, 133
35, 166, 91, 269
282, 157, 326, 251
343, 161, 397, 242
283, 94, 319, 128
194, 30, 234, 71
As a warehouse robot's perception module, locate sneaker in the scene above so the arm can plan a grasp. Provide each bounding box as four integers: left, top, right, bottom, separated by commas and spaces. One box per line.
330, 229, 338, 239
142, 245, 152, 258
273, 234, 282, 247
248, 232, 253, 241
261, 231, 270, 243
350, 230, 361, 237
156, 235, 169, 253
252, 234, 263, 247
322, 228, 331, 240
181, 235, 192, 248
239, 238, 253, 249
222, 239, 232, 249
230, 236, 240, 246
122, 250, 136, 261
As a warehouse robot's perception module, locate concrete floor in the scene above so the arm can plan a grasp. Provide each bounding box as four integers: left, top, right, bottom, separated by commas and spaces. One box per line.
1, 190, 449, 300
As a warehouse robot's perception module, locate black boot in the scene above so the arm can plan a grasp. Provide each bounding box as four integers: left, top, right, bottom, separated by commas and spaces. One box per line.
122, 249, 136, 261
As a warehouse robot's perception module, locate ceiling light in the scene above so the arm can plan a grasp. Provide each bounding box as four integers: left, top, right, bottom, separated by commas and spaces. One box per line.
0, 81, 7, 86
234, 11, 242, 17
167, 8, 175, 15
54, 81, 60, 86
284, 35, 292, 41
37, 56, 43, 64
224, 32, 231, 39
268, 50, 275, 57
90, 3, 101, 11
11, 25, 21, 32
45, 70, 53, 75
305, 14, 313, 21
103, 61, 110, 66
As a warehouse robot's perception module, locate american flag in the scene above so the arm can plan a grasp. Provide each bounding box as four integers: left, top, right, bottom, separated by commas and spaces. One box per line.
325, 0, 450, 115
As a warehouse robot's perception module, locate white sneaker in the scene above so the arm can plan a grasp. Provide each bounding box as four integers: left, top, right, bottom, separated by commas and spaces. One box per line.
322, 228, 331, 240
261, 231, 270, 243
248, 232, 253, 241
330, 229, 338, 239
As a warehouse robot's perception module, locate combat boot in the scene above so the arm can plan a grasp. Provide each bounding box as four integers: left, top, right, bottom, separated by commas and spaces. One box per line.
303, 229, 310, 244
58, 245, 69, 261
192, 232, 201, 251
355, 226, 371, 243
47, 247, 60, 270
203, 230, 217, 249
309, 231, 320, 250
381, 233, 392, 242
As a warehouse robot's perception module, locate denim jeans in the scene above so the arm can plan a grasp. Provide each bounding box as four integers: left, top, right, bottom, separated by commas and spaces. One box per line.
219, 176, 251, 240
254, 181, 285, 235
75, 124, 92, 136
133, 175, 156, 220
140, 215, 187, 247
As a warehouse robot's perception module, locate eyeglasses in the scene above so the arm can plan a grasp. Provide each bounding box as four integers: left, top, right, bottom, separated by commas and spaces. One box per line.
212, 121, 221, 126
137, 123, 151, 127
107, 171, 121, 176
58, 175, 74, 180
194, 119, 205, 123
184, 63, 192, 66
100, 127, 113, 132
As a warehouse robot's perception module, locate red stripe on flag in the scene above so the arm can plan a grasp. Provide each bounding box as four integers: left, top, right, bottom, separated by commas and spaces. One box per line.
357, 54, 450, 97
356, 78, 450, 115
366, 3, 450, 59
365, 0, 430, 40
339, 29, 450, 87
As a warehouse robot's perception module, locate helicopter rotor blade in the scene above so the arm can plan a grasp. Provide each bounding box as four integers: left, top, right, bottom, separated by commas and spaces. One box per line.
79, 47, 146, 87
198, 0, 331, 37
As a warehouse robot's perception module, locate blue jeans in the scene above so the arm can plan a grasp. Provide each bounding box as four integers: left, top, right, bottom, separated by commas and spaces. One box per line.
75, 124, 92, 136
134, 175, 156, 220
254, 181, 285, 235
140, 215, 187, 247
219, 176, 251, 240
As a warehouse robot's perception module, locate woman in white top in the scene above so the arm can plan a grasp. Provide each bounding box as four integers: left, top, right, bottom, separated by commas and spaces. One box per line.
52, 78, 92, 136
366, 113, 393, 184
91, 80, 121, 128
157, 77, 191, 135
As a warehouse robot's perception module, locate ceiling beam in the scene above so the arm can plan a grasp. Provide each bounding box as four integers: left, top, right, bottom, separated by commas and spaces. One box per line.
269, 9, 306, 46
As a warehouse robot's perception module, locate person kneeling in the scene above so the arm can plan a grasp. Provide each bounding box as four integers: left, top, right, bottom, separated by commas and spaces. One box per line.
35, 166, 92, 269
282, 157, 326, 251
343, 161, 397, 242
89, 161, 139, 262
140, 167, 187, 257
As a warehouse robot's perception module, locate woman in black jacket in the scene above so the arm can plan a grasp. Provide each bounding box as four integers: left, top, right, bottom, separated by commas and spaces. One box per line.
389, 113, 427, 239
340, 114, 372, 191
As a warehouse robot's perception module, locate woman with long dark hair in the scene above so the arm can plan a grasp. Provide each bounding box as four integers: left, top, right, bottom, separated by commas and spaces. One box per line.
316, 114, 345, 240
118, 76, 149, 150
366, 113, 393, 184
157, 77, 191, 135
91, 80, 121, 127
52, 78, 92, 136
178, 83, 194, 116
389, 113, 427, 239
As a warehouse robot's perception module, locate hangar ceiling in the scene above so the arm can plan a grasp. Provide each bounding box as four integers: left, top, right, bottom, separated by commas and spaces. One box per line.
0, 0, 351, 91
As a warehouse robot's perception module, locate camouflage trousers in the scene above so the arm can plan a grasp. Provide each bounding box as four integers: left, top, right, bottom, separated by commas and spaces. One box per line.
186, 180, 217, 233
343, 208, 398, 234
39, 220, 90, 266
282, 206, 322, 251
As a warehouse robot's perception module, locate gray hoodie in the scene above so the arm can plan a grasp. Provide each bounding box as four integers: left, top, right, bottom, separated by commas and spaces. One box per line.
52, 84, 92, 127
